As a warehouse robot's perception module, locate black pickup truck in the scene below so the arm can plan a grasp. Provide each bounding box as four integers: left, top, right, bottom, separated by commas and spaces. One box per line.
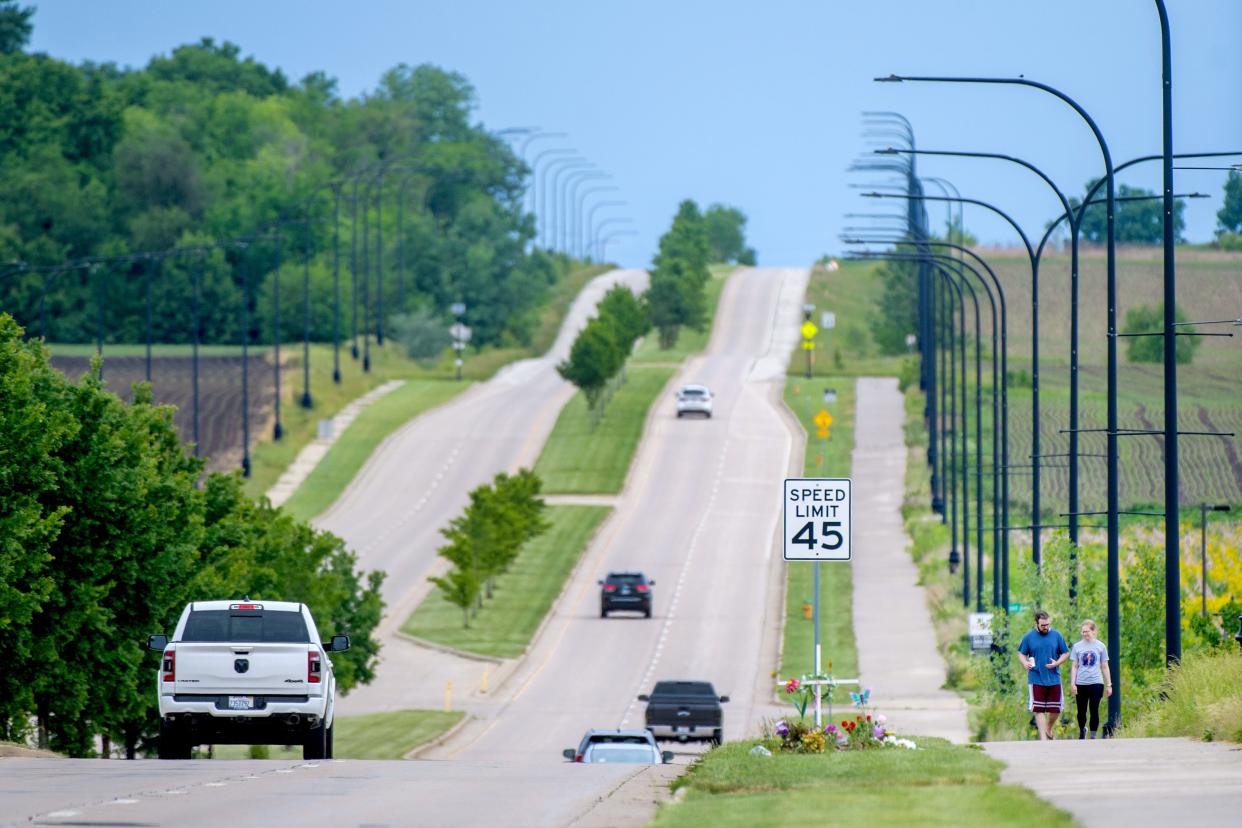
638, 680, 729, 746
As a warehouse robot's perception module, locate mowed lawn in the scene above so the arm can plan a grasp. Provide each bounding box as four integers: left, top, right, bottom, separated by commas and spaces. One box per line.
402, 505, 611, 658
780, 377, 859, 683
280, 378, 466, 521
533, 366, 675, 494
207, 709, 463, 760
653, 738, 1074, 828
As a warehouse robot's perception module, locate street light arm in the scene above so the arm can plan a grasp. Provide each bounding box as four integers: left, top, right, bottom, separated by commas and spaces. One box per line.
863, 191, 1035, 266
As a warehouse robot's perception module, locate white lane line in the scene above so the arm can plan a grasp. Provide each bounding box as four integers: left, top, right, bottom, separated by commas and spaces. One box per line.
619, 436, 732, 727
108, 799, 140, 805
45, 810, 79, 818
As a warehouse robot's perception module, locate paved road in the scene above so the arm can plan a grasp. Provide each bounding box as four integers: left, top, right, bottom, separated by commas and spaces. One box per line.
851, 377, 970, 742
985, 737, 1242, 827
427, 266, 808, 767
1, 757, 638, 828
1, 266, 807, 828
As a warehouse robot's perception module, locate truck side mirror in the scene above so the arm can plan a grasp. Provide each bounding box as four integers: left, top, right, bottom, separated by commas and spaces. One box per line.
637, 694, 649, 702
146, 634, 168, 652
719, 695, 730, 703
562, 748, 576, 761
324, 634, 351, 652
661, 751, 675, 764
649, 580, 656, 586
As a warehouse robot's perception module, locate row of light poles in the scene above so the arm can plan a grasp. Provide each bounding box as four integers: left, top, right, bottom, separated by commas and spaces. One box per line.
852, 1, 1241, 732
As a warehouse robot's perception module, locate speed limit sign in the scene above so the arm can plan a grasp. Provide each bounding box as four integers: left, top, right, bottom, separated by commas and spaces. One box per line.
783, 478, 852, 561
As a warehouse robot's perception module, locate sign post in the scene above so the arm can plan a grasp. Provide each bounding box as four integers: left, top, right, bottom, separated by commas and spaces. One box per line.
784, 477, 852, 726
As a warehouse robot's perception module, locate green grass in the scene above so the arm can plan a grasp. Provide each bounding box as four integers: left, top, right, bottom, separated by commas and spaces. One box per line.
204, 709, 463, 760
779, 377, 859, 683
402, 505, 611, 658
1124, 648, 1242, 742
241, 264, 612, 501
654, 738, 1073, 828
533, 367, 676, 494
280, 379, 467, 521
631, 265, 732, 364
795, 259, 906, 379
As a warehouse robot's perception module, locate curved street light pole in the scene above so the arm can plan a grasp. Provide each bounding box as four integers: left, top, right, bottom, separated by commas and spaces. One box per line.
564, 171, 608, 256
592, 218, 633, 260
866, 189, 1043, 570
575, 185, 619, 258
598, 229, 637, 261
558, 167, 600, 253
585, 201, 627, 259
878, 71, 1121, 732
850, 239, 1005, 609
538, 155, 584, 249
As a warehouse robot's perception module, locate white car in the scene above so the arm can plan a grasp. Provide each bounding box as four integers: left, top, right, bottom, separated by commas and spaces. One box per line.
146, 600, 350, 760
675, 384, 713, 418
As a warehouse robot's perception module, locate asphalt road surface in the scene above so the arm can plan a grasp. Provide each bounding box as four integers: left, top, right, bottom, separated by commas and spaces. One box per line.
3, 266, 809, 828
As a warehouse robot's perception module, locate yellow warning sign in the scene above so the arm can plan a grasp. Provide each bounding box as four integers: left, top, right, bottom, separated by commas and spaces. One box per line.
801, 341, 815, 351
816, 428, 830, 440
813, 410, 833, 429
801, 320, 818, 340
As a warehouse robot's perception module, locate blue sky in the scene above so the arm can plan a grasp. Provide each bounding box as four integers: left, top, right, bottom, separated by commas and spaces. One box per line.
30, 1, 1242, 267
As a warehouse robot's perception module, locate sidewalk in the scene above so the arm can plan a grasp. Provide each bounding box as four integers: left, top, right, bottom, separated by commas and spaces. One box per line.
985, 737, 1242, 826
850, 377, 970, 743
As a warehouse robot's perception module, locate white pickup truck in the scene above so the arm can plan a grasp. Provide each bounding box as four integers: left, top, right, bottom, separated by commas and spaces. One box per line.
146, 600, 350, 760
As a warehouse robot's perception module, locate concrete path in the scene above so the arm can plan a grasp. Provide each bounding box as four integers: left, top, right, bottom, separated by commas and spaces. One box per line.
985, 737, 1242, 827
265, 378, 406, 507
850, 377, 970, 743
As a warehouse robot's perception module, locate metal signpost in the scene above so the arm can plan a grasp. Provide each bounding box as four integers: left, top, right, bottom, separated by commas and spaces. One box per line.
784, 476, 852, 726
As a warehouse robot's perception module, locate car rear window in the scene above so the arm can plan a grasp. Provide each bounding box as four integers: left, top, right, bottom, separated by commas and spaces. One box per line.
606, 573, 645, 586
586, 746, 655, 763
181, 610, 309, 643
587, 734, 650, 745
681, 388, 705, 397
651, 681, 715, 697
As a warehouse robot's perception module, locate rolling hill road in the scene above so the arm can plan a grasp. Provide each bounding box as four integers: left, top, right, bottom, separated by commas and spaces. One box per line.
6, 266, 809, 828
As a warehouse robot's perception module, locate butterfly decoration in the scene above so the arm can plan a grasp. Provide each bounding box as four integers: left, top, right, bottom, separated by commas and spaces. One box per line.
850, 688, 871, 707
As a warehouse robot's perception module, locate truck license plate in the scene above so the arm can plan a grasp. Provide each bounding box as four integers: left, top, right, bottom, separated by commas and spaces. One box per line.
228, 696, 254, 710
674, 726, 689, 734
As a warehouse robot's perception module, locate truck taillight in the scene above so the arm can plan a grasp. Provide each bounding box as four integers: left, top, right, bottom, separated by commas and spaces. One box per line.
635, 584, 649, 593
308, 650, 322, 684
603, 584, 617, 592
162, 649, 175, 682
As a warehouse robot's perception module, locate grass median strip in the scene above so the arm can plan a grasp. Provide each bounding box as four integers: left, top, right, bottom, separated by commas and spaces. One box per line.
402, 505, 611, 659
779, 377, 859, 682
653, 738, 1073, 827
206, 709, 464, 760
280, 379, 466, 522
533, 366, 676, 494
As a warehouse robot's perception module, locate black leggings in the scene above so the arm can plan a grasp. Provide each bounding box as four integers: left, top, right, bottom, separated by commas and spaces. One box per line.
1075, 683, 1105, 731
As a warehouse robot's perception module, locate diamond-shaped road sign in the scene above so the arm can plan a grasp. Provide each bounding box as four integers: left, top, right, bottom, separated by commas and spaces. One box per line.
813, 410, 833, 429
801, 320, 818, 340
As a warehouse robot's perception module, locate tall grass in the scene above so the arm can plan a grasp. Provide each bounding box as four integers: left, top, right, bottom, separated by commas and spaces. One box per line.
1125, 649, 1242, 742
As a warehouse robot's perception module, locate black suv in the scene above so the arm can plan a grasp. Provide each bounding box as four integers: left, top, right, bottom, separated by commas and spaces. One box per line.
599, 571, 654, 618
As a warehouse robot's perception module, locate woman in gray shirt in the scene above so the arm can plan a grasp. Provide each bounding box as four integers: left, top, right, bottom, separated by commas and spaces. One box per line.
1070, 619, 1112, 739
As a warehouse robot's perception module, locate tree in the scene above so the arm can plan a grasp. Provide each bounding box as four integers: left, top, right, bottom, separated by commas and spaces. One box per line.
389, 308, 452, 367
703, 203, 749, 263
645, 199, 711, 349
870, 257, 920, 355
0, 2, 33, 54
1122, 302, 1200, 365
1076, 183, 1185, 244
557, 317, 623, 410
597, 284, 649, 347
1217, 170, 1242, 234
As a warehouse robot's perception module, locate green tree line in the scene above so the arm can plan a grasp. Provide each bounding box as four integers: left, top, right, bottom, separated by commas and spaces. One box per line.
0, 8, 566, 349
429, 470, 550, 627
0, 314, 384, 757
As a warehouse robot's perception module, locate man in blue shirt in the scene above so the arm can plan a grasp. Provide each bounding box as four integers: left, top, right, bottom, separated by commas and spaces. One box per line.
1017, 610, 1070, 740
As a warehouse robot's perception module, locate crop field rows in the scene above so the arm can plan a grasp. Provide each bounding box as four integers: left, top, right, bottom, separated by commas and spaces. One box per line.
51, 354, 276, 474
999, 394, 1242, 509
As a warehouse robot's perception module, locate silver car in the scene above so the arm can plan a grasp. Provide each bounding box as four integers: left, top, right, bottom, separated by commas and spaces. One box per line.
675, 384, 713, 418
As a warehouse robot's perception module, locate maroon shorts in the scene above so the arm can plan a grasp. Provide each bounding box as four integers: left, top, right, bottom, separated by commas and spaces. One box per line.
1028, 683, 1063, 712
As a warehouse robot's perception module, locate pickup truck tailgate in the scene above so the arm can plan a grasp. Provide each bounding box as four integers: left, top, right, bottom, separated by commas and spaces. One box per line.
174, 643, 314, 694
